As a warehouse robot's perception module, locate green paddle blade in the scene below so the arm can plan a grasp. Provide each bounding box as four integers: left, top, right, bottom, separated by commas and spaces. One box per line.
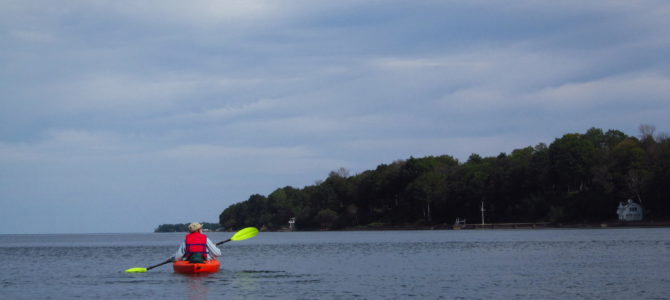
125, 267, 148, 273
230, 227, 259, 241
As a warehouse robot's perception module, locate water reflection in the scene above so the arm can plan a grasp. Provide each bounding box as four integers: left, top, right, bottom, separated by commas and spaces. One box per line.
181, 270, 280, 299
229, 270, 265, 295
185, 276, 209, 300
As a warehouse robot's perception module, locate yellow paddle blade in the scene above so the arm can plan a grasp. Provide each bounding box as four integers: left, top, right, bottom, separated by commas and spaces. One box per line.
231, 227, 259, 241
125, 267, 148, 273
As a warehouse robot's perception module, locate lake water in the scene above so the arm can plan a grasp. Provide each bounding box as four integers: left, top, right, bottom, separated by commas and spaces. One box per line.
1, 228, 669, 299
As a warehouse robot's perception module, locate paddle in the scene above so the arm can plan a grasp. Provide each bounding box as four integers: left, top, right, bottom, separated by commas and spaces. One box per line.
216, 227, 259, 245
125, 227, 259, 273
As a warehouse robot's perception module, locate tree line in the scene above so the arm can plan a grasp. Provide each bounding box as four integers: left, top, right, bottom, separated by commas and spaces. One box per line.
219, 126, 670, 230
154, 222, 221, 232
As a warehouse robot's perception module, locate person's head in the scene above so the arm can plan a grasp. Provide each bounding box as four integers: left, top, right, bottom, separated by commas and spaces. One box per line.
188, 222, 203, 233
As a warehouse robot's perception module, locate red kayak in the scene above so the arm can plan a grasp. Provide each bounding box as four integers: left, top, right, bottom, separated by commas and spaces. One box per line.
173, 259, 221, 274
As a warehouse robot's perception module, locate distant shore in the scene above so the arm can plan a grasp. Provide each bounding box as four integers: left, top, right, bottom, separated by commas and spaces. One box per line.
275, 220, 670, 232
155, 220, 670, 233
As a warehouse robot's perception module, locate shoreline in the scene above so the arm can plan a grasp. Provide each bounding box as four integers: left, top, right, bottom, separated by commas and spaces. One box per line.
150, 220, 670, 233
277, 220, 670, 232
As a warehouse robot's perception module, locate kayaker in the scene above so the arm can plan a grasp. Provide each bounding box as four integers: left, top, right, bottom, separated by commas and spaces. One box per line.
173, 222, 221, 263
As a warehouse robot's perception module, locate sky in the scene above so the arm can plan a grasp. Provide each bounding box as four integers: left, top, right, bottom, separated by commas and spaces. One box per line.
1, 1, 669, 234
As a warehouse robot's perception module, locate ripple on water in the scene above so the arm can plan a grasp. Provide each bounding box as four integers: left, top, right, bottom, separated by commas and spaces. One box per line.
1, 229, 670, 299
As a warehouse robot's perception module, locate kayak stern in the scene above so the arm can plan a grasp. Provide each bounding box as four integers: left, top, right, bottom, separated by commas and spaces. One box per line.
173, 259, 221, 274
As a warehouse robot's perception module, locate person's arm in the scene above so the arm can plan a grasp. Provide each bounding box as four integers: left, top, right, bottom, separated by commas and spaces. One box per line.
174, 241, 186, 261
207, 238, 222, 258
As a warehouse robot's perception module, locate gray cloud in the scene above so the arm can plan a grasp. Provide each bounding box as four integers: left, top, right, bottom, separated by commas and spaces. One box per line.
1, 0, 669, 233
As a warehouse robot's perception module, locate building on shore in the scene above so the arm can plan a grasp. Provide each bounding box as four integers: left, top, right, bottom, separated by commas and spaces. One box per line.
617, 199, 644, 222
288, 217, 296, 231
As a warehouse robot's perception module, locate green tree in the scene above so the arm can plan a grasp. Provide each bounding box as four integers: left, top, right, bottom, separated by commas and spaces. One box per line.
317, 209, 339, 229
549, 133, 597, 193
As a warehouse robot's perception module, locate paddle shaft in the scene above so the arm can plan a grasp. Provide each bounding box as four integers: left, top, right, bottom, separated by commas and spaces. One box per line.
147, 258, 172, 271
216, 238, 231, 246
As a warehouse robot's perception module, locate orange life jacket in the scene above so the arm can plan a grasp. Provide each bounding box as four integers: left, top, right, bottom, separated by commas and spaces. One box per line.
184, 232, 209, 260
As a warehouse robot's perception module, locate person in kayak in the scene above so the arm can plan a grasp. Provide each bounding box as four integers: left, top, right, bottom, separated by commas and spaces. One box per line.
173, 222, 221, 263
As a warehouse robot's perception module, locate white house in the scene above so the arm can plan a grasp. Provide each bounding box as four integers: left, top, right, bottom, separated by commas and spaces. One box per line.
288, 217, 296, 231
617, 199, 644, 222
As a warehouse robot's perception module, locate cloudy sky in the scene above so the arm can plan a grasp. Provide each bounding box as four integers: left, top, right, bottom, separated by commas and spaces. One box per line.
1, 1, 669, 234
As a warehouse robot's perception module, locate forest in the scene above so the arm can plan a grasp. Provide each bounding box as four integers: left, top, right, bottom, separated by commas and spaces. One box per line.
154, 222, 221, 233
218, 126, 670, 231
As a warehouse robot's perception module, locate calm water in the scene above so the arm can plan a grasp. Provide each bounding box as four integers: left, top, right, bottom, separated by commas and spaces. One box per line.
1, 228, 669, 299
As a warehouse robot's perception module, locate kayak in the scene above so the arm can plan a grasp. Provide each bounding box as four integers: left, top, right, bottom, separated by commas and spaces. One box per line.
173, 259, 221, 274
